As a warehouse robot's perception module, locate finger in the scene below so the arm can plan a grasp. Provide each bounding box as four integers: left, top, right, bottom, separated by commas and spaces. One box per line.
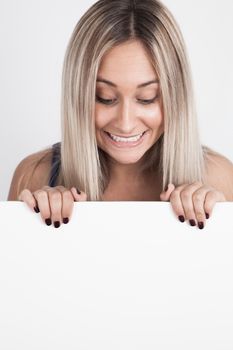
55, 186, 75, 224
169, 184, 188, 222
192, 187, 211, 229
70, 187, 87, 201
18, 189, 40, 213
33, 189, 52, 226
159, 183, 175, 201
204, 190, 226, 219
179, 182, 204, 227
47, 189, 63, 228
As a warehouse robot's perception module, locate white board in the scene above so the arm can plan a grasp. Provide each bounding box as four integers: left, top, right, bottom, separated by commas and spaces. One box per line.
0, 201, 233, 349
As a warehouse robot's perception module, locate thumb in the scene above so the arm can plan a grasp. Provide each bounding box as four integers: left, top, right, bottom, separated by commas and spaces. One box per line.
160, 183, 175, 201
70, 187, 88, 201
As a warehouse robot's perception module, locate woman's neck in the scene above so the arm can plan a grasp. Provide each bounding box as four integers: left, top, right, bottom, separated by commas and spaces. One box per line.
102, 166, 162, 201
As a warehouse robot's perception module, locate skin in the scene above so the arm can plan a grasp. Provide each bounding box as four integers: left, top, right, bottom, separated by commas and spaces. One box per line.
95, 40, 164, 184
17, 39, 230, 229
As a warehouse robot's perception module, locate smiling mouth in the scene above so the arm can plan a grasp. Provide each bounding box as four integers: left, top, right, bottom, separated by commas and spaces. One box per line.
103, 130, 148, 145
105, 131, 147, 139
104, 131, 146, 138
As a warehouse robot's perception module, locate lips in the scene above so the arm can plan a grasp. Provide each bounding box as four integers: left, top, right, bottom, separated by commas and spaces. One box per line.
102, 129, 148, 148
105, 131, 146, 138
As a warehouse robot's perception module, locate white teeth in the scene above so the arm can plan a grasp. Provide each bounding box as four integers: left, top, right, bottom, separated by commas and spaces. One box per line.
109, 132, 143, 142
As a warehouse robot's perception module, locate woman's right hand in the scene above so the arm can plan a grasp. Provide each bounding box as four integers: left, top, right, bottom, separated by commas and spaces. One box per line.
18, 186, 87, 228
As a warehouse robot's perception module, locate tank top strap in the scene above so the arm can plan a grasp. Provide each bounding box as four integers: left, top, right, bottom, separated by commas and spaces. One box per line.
48, 142, 61, 187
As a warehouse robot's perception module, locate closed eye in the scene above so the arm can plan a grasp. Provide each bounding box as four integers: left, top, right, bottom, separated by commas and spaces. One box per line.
96, 96, 115, 105
96, 96, 159, 105
139, 97, 158, 105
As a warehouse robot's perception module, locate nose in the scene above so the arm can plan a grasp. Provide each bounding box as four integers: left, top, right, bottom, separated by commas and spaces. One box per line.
113, 100, 138, 135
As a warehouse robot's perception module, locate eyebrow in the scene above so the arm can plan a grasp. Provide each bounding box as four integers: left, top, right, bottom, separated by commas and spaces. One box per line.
96, 77, 159, 88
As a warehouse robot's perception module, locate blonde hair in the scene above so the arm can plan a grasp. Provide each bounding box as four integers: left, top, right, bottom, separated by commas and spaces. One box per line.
17, 0, 219, 200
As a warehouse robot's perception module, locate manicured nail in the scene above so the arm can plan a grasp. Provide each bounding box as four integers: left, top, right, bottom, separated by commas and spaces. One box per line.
45, 218, 52, 226
54, 221, 60, 228
189, 219, 196, 226
205, 213, 209, 219
178, 215, 185, 223
63, 217, 69, 224
76, 188, 81, 195
34, 206, 40, 213
198, 222, 204, 229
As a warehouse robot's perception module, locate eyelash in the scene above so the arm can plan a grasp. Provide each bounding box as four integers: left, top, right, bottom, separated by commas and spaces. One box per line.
96, 96, 159, 105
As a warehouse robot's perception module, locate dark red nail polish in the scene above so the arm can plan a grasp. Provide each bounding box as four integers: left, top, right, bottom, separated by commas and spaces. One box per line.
34, 206, 40, 213
63, 217, 69, 224
205, 213, 209, 219
45, 218, 52, 226
76, 188, 81, 194
198, 222, 204, 229
189, 219, 196, 226
54, 221, 60, 228
178, 215, 185, 223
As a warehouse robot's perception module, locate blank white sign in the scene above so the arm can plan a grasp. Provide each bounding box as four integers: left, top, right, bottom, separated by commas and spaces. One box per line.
0, 201, 233, 349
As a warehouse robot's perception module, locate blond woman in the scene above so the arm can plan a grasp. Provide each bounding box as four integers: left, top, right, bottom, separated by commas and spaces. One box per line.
8, 0, 233, 229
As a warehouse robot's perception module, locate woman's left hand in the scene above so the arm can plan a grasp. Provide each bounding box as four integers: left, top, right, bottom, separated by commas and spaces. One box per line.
160, 182, 226, 229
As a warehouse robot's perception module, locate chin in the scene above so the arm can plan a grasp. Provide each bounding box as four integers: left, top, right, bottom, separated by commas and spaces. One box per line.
109, 153, 145, 165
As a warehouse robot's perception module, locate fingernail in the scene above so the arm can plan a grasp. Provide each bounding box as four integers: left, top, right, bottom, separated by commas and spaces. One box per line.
76, 188, 81, 195
205, 212, 209, 219
54, 221, 60, 228
45, 218, 52, 226
189, 219, 196, 226
34, 206, 40, 213
198, 222, 204, 229
178, 215, 185, 223
63, 217, 69, 224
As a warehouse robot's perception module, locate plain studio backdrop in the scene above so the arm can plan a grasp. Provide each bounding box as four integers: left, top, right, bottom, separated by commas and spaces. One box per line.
0, 0, 233, 200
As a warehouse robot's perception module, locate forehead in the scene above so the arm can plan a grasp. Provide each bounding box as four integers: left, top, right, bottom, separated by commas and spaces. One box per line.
97, 40, 157, 84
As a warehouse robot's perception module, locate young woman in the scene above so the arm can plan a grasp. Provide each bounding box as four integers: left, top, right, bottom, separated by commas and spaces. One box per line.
7, 0, 233, 229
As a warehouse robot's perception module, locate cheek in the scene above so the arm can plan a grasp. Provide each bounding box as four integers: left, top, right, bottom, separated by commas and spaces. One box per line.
146, 106, 164, 130
95, 105, 109, 129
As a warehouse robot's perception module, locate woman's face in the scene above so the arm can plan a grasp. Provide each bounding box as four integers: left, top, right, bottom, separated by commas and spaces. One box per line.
95, 40, 164, 168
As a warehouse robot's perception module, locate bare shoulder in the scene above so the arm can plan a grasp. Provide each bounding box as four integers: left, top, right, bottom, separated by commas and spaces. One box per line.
203, 148, 233, 201
7, 147, 53, 201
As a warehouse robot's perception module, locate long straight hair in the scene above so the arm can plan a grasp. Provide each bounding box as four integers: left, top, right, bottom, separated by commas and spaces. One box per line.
57, 0, 206, 200
17, 0, 217, 200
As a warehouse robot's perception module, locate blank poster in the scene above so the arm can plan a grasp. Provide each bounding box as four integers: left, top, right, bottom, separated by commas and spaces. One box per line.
0, 201, 233, 349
